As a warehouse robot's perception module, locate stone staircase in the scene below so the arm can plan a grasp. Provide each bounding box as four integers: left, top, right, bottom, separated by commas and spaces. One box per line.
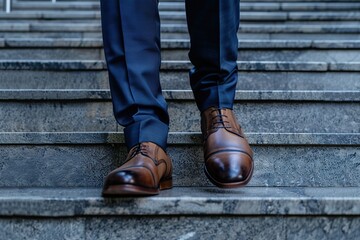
0, 0, 359, 239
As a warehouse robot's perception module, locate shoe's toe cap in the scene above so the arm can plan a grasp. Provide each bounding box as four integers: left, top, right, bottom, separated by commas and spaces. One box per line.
205, 151, 253, 186
103, 168, 155, 189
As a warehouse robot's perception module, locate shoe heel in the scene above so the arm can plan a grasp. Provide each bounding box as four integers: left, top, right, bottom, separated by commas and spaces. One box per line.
159, 178, 173, 190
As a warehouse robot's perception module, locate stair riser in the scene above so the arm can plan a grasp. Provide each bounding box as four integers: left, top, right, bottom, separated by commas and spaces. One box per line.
1, 216, 359, 240
2, 49, 360, 63
1, 32, 360, 40
0, 144, 358, 187
0, 48, 104, 60
1, 24, 360, 33
0, 70, 109, 89
2, 14, 360, 22
12, 6, 100, 11
0, 13, 100, 20
0, 100, 358, 133
0, 32, 103, 38
1, 71, 359, 91
0, 20, 102, 23
3, 18, 360, 23
164, 49, 360, 62
159, 19, 360, 23
10, 3, 360, 11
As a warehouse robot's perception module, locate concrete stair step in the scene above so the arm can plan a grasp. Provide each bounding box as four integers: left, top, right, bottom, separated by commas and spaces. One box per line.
0, 89, 358, 133
0, 23, 359, 40
12, 2, 100, 11
4, 48, 360, 62
1, 22, 360, 33
166, 23, 360, 34
9, 2, 360, 11
0, 32, 102, 38
1, 59, 359, 71
0, 11, 101, 20
0, 60, 359, 90
3, 39, 360, 61
0, 187, 360, 239
0, 132, 359, 187
5, 38, 360, 48
165, 2, 360, 11
286, 12, 360, 21
0, 38, 339, 46
1, 70, 359, 91
2, 32, 360, 40
0, 59, 359, 72
159, 11, 360, 22
3, 38, 360, 48
0, 1, 357, 237
164, 49, 360, 62
0, 19, 103, 24
1, 186, 360, 216
3, 11, 360, 22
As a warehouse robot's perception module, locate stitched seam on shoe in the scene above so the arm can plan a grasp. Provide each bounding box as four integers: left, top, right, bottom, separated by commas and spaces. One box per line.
158, 158, 171, 178
224, 127, 244, 138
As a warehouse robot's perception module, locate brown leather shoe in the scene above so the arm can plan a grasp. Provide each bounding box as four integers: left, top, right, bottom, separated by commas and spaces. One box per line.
201, 107, 254, 188
102, 142, 173, 196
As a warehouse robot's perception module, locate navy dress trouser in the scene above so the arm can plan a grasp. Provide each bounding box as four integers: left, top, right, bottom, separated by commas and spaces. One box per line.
100, 0, 240, 151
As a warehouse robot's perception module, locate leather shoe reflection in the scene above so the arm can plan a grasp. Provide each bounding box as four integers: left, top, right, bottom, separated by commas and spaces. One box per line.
102, 142, 173, 196
201, 107, 254, 188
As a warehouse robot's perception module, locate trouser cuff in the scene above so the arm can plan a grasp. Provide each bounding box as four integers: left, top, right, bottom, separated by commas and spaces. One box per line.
123, 118, 169, 151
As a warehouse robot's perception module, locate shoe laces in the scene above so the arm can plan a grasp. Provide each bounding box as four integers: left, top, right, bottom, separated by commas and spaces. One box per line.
210, 109, 231, 130
129, 143, 149, 159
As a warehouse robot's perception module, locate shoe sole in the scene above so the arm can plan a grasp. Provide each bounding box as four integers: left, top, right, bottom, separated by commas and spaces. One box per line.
102, 178, 173, 197
204, 164, 254, 189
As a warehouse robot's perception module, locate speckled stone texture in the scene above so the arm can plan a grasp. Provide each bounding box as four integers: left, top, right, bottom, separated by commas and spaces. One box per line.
0, 216, 358, 240
0, 134, 359, 187
0, 218, 84, 240
0, 100, 117, 132
3, 22, 360, 35
3, 47, 359, 62
14, 2, 100, 11
0, 145, 124, 187
0, 96, 358, 132
86, 216, 285, 240
0, 0, 360, 238
0, 71, 359, 91
0, 48, 104, 60
86, 217, 360, 240
0, 32, 102, 38
9, 1, 360, 12
95, 186, 360, 216
3, 38, 360, 62
1, 187, 360, 216
2, 39, 360, 49
2, 32, 360, 40
1, 59, 360, 72
168, 101, 360, 133
162, 49, 360, 62
236, 72, 360, 91
0, 216, 359, 240
0, 12, 101, 20
0, 70, 109, 89
285, 217, 360, 240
